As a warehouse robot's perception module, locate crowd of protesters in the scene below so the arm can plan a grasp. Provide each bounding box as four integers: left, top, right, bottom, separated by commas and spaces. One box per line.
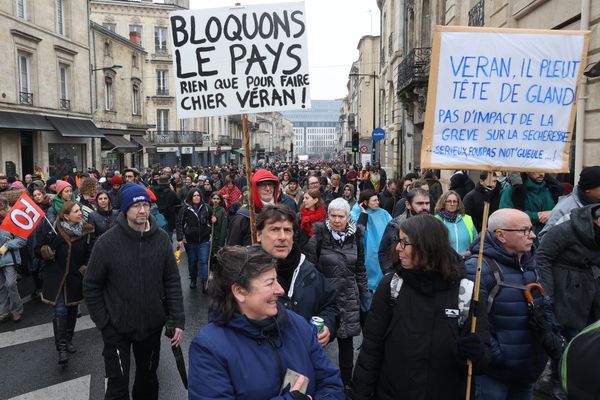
0, 161, 600, 399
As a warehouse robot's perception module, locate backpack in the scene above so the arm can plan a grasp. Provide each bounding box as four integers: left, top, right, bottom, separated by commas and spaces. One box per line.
389, 272, 474, 327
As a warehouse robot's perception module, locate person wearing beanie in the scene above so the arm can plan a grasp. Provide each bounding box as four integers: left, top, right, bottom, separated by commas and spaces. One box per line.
109, 175, 123, 210
84, 181, 184, 399
539, 165, 600, 239
226, 169, 296, 246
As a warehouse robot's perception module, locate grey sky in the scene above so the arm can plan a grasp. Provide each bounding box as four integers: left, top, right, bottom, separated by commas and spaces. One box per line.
188, 0, 380, 100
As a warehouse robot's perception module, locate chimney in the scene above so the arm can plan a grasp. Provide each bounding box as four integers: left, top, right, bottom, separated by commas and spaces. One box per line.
129, 31, 141, 45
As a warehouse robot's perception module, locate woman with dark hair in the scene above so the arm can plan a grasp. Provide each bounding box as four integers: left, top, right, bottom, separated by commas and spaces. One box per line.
37, 201, 94, 365
351, 214, 490, 400
188, 245, 345, 400
88, 191, 119, 238
435, 190, 477, 256
176, 188, 213, 291
350, 189, 392, 293
209, 192, 228, 259
201, 178, 216, 205
218, 175, 242, 214
297, 188, 327, 250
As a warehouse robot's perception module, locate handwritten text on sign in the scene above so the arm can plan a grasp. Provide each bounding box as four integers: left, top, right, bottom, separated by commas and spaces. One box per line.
422, 29, 587, 172
170, 2, 310, 118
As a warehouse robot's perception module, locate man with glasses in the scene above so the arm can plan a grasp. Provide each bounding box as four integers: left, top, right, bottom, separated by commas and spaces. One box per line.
84, 183, 185, 400
379, 188, 430, 273
465, 208, 561, 400
123, 167, 141, 186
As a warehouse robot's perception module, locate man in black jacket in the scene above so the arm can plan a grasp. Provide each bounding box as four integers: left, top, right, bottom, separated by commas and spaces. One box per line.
84, 183, 185, 400
256, 204, 339, 347
463, 171, 502, 232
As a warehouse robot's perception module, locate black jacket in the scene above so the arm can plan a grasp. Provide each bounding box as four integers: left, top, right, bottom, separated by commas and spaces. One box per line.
88, 209, 119, 238
379, 188, 396, 215
155, 184, 180, 231
176, 202, 213, 244
537, 204, 600, 330
352, 267, 490, 400
306, 222, 367, 338
462, 182, 502, 232
84, 213, 185, 340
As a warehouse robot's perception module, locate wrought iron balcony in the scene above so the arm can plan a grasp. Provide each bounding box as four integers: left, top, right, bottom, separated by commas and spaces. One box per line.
232, 138, 242, 148
397, 47, 431, 95
59, 98, 70, 110
156, 88, 169, 96
469, 0, 484, 27
217, 135, 232, 145
19, 91, 33, 105
148, 130, 204, 145
154, 47, 169, 56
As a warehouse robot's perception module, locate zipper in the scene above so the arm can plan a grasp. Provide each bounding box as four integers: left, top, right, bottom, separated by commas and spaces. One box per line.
116, 348, 124, 375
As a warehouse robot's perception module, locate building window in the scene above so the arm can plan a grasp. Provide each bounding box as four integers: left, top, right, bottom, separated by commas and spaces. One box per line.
156, 69, 168, 95
56, 0, 65, 35
179, 118, 188, 132
132, 53, 138, 68
16, 0, 26, 19
157, 109, 169, 132
104, 76, 113, 111
18, 53, 32, 105
129, 25, 142, 45
48, 143, 84, 178
132, 83, 140, 115
59, 64, 70, 110
154, 27, 168, 55
104, 41, 111, 57
102, 23, 116, 32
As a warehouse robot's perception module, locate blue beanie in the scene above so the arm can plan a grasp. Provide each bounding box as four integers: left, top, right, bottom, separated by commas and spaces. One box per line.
120, 183, 151, 212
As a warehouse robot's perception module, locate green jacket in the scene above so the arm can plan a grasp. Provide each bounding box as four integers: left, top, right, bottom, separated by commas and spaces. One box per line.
211, 205, 228, 252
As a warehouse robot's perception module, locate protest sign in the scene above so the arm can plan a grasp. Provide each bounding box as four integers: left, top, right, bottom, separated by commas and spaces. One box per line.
170, 2, 311, 118
0, 192, 44, 239
421, 26, 589, 172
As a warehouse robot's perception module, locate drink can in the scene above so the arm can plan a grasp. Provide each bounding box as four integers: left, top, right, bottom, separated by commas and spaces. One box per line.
310, 316, 325, 336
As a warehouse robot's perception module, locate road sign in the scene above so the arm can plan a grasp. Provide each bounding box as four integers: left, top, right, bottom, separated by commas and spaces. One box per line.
359, 145, 369, 154
372, 127, 385, 142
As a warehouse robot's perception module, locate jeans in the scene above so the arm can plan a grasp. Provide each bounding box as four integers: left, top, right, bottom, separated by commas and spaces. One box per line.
0, 265, 23, 316
185, 241, 210, 282
475, 375, 534, 400
54, 294, 78, 320
102, 324, 161, 400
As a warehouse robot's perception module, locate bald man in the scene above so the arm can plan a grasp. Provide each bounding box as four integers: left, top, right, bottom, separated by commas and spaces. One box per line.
465, 209, 562, 400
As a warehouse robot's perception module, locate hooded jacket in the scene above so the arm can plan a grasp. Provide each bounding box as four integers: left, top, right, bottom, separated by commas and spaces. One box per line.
188, 308, 345, 400
537, 204, 600, 330
176, 201, 213, 244
84, 213, 185, 340
465, 233, 548, 383
342, 183, 356, 209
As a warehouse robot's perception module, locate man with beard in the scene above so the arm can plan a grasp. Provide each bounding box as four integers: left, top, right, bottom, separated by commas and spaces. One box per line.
378, 188, 431, 273
255, 204, 338, 347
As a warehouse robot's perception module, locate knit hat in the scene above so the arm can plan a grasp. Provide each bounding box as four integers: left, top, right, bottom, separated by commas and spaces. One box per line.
10, 181, 25, 190
46, 177, 57, 187
146, 187, 157, 203
33, 179, 45, 188
55, 180, 72, 195
120, 183, 151, 212
579, 166, 600, 191
111, 175, 123, 186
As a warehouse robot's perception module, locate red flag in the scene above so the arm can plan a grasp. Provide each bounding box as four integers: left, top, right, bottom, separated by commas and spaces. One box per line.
0, 192, 45, 239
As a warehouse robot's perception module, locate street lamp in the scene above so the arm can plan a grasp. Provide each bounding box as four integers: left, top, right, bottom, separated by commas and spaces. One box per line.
348, 70, 378, 162
91, 64, 123, 72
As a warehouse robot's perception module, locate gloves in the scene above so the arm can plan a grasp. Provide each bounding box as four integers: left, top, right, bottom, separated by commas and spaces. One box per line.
458, 333, 484, 363
0, 245, 8, 256
528, 302, 565, 359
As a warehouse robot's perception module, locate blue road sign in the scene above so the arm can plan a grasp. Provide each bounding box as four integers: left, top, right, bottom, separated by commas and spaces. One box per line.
372, 127, 385, 142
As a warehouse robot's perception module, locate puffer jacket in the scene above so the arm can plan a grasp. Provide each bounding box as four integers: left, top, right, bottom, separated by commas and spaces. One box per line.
88, 208, 119, 238
306, 221, 367, 338
465, 232, 548, 384
537, 204, 600, 330
188, 307, 345, 399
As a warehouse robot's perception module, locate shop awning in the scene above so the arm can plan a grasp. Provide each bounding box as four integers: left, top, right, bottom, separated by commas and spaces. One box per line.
232, 148, 245, 156
103, 134, 138, 150
47, 116, 105, 138
131, 135, 155, 149
0, 111, 54, 130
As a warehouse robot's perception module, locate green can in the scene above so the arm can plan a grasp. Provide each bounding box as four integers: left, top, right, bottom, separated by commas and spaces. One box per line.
310, 316, 325, 336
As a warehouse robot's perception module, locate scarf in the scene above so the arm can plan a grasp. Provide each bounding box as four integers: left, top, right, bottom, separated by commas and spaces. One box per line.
438, 210, 459, 223
60, 221, 84, 237
277, 244, 302, 293
53, 196, 65, 215
325, 219, 357, 244
300, 206, 326, 237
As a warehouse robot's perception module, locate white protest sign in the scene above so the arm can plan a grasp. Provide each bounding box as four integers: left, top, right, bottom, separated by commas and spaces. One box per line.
421, 26, 589, 172
170, 2, 310, 118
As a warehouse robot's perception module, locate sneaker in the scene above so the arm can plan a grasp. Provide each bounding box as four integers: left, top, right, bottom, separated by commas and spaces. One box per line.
12, 314, 21, 322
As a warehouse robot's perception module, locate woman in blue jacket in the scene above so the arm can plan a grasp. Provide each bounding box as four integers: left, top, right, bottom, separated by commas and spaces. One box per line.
435, 190, 476, 256
188, 245, 344, 400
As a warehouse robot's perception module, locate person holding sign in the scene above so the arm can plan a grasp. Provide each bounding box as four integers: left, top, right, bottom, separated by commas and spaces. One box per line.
37, 201, 94, 365
0, 197, 27, 322
434, 191, 477, 256
188, 245, 345, 400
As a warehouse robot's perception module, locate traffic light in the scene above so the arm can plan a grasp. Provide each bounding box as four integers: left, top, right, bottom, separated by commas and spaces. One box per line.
352, 130, 359, 153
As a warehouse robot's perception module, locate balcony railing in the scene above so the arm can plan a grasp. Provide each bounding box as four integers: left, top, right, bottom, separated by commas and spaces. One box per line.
397, 47, 431, 94
148, 130, 204, 145
232, 138, 242, 148
217, 135, 231, 145
19, 91, 33, 105
468, 0, 484, 27
154, 47, 169, 56
59, 98, 70, 110
156, 88, 169, 96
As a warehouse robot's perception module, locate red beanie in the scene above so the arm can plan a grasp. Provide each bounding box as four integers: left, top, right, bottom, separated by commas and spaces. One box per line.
111, 175, 123, 186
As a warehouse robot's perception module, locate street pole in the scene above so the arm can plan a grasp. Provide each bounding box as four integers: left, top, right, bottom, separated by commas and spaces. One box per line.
372, 71, 376, 162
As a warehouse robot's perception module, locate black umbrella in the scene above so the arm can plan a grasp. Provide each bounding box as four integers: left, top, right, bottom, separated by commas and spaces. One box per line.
165, 320, 188, 389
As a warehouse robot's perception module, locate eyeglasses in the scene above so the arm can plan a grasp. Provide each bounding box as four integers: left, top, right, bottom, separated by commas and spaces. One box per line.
130, 202, 150, 210
397, 238, 413, 249
495, 227, 534, 236
257, 182, 275, 188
